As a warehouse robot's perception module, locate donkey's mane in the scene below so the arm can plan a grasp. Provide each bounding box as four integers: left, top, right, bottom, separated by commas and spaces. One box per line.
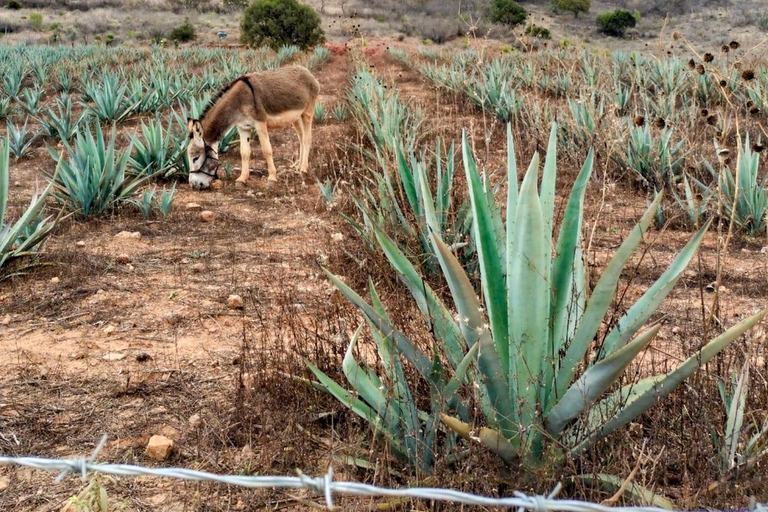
199, 75, 250, 121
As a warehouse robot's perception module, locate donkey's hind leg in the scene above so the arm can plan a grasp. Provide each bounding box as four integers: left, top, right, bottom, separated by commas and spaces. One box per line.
299, 103, 314, 174
292, 120, 305, 171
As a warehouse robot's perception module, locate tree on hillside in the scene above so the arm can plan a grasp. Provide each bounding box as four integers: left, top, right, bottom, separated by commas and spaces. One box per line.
487, 0, 528, 27
555, 0, 590, 18
240, 0, 325, 49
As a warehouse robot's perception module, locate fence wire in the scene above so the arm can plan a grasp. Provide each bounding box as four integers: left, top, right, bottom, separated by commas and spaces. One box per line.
0, 437, 765, 512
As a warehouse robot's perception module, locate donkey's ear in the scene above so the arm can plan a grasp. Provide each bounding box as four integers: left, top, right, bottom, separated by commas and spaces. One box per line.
188, 119, 204, 142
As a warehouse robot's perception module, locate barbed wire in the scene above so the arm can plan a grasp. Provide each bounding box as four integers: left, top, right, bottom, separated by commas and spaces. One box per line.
0, 437, 765, 512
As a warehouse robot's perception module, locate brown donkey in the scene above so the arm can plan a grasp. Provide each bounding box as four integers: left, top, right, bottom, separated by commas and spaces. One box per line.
187, 65, 320, 190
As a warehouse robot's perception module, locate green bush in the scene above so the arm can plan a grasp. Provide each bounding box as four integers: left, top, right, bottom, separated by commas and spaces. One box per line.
555, 0, 590, 18
525, 24, 551, 39
28, 12, 42, 31
487, 0, 527, 28
240, 0, 324, 50
758, 13, 768, 31
170, 18, 196, 42
6, 0, 21, 9
596, 9, 636, 37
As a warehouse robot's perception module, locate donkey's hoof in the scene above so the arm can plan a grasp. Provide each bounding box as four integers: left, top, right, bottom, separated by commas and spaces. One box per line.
235, 180, 247, 188
266, 179, 278, 189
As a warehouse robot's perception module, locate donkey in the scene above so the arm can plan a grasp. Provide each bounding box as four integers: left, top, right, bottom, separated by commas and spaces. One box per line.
187, 65, 320, 190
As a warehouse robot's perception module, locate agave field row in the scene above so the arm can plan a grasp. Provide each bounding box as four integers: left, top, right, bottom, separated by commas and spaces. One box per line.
302, 46, 768, 500
392, 44, 768, 236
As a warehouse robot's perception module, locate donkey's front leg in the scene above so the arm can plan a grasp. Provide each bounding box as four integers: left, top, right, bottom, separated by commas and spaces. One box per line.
254, 122, 277, 185
236, 126, 252, 185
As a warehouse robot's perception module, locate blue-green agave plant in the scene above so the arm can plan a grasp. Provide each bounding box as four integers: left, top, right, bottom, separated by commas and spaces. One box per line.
312, 123, 766, 469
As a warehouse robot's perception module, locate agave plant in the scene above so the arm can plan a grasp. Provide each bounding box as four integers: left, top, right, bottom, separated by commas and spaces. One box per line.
303, 45, 331, 72
347, 67, 425, 159
314, 102, 326, 124
0, 95, 12, 121
37, 94, 88, 141
158, 183, 176, 217
714, 362, 768, 472
348, 138, 473, 276
705, 135, 768, 236
2, 63, 25, 99
82, 72, 140, 123
622, 122, 687, 189
128, 117, 179, 176
47, 122, 154, 218
332, 103, 346, 122
315, 123, 766, 468
671, 172, 713, 229
18, 85, 44, 116
0, 141, 58, 271
5, 118, 37, 159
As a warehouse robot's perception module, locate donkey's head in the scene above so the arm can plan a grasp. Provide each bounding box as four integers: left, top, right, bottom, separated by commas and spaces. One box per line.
187, 119, 220, 190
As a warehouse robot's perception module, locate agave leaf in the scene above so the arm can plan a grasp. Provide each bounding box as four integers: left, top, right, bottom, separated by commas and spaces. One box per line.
570, 309, 767, 455
509, 150, 549, 430
307, 361, 409, 460
724, 361, 749, 469
323, 269, 434, 380
396, 145, 419, 218
0, 169, 58, 256
442, 342, 479, 404
374, 226, 466, 369
367, 282, 421, 459
0, 142, 8, 230
600, 218, 713, 358
578, 474, 674, 509
429, 231, 519, 440
439, 413, 517, 465
554, 192, 662, 400
546, 324, 661, 437
544, 149, 594, 411
462, 130, 509, 372
540, 122, 558, 236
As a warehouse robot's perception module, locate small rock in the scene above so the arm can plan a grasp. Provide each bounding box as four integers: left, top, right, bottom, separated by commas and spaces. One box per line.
227, 294, 244, 309
76, 240, 86, 247
1, 315, 11, 326
331, 232, 345, 242
126, 264, 135, 271
103, 325, 117, 335
103, 352, 126, 361
50, 277, 60, 284
200, 210, 216, 222
145, 435, 174, 461
188, 414, 202, 428
181, 257, 191, 264
185, 202, 202, 210
116, 254, 131, 264
672, 326, 681, 334
164, 312, 183, 326
115, 231, 141, 240
0, 476, 8, 492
